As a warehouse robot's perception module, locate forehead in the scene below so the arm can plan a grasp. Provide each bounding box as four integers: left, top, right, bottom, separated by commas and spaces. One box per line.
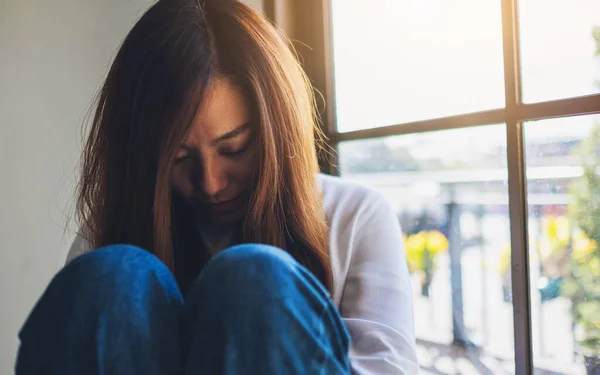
186, 78, 251, 142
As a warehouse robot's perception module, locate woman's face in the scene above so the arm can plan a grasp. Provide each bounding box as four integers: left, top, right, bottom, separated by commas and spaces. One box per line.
170, 78, 257, 225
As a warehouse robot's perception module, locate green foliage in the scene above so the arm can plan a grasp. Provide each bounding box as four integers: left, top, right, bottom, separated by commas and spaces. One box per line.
561, 25, 600, 356
570, 126, 600, 242
566, 125, 600, 354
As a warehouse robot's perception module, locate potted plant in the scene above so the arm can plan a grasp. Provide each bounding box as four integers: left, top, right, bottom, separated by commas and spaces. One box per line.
404, 230, 448, 296
537, 215, 571, 301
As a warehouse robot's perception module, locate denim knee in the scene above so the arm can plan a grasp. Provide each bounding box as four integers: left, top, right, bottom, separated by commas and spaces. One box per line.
180, 245, 348, 375
205, 244, 297, 287
18, 244, 184, 375
188, 243, 329, 304
59, 244, 180, 301
210, 244, 296, 272
68, 244, 167, 276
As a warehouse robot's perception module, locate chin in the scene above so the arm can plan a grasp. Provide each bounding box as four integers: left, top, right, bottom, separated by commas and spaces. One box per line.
209, 209, 245, 225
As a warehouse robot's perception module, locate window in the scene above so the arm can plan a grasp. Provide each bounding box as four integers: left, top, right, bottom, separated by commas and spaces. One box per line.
519, 1, 600, 103
339, 126, 516, 373
325, 1, 600, 374
525, 115, 600, 374
330, 0, 505, 132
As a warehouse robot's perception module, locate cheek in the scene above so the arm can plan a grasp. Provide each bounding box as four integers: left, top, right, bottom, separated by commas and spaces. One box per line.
169, 167, 195, 198
229, 151, 257, 186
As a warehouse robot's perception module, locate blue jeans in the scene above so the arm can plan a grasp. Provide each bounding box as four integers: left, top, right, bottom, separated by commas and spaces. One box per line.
17, 244, 351, 374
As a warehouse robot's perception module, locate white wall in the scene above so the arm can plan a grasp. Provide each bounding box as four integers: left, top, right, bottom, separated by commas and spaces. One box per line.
0, 0, 263, 373
244, 0, 264, 11
0, 0, 153, 373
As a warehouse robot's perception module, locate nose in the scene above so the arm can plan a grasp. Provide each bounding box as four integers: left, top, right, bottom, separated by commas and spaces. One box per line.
201, 160, 228, 201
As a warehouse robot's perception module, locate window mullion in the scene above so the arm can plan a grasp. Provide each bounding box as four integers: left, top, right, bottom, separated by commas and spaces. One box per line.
502, 0, 533, 374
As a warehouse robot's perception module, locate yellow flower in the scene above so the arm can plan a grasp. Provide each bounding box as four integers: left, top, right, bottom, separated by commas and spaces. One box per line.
572, 228, 589, 242
572, 236, 597, 261
407, 232, 426, 253
405, 232, 426, 272
498, 245, 511, 275
545, 216, 558, 241
555, 216, 571, 246
426, 230, 448, 255
544, 216, 571, 249
403, 230, 449, 273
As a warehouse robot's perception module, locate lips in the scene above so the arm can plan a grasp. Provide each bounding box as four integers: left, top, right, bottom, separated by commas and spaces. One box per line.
209, 196, 243, 213
187, 190, 251, 217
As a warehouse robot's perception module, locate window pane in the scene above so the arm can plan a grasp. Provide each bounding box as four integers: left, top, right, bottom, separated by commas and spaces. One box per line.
339, 126, 516, 373
330, 0, 505, 133
519, 1, 600, 103
525, 115, 600, 375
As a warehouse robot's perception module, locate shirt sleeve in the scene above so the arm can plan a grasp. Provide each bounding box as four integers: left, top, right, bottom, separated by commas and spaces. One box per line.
341, 190, 419, 375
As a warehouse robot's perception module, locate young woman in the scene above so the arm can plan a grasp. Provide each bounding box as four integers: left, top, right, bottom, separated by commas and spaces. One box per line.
17, 0, 417, 374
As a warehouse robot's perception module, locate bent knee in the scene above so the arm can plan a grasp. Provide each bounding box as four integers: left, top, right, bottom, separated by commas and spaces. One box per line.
64, 244, 171, 286
186, 244, 331, 320
211, 244, 295, 269
198, 244, 300, 294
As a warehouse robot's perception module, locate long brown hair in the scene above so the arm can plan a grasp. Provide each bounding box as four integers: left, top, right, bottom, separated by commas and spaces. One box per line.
76, 0, 332, 291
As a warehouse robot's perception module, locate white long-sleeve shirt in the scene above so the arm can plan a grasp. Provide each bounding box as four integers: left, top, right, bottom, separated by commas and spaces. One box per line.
67, 174, 418, 374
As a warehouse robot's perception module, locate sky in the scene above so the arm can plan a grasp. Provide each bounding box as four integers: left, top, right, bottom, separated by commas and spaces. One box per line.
330, 0, 600, 145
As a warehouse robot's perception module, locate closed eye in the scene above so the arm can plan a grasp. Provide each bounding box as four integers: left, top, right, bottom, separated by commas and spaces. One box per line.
220, 145, 249, 159
174, 153, 191, 163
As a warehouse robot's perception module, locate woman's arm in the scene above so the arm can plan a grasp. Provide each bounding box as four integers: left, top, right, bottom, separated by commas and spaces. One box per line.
341, 191, 419, 374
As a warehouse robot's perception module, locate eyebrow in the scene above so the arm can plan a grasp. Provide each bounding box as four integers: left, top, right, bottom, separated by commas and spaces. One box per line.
209, 122, 253, 146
